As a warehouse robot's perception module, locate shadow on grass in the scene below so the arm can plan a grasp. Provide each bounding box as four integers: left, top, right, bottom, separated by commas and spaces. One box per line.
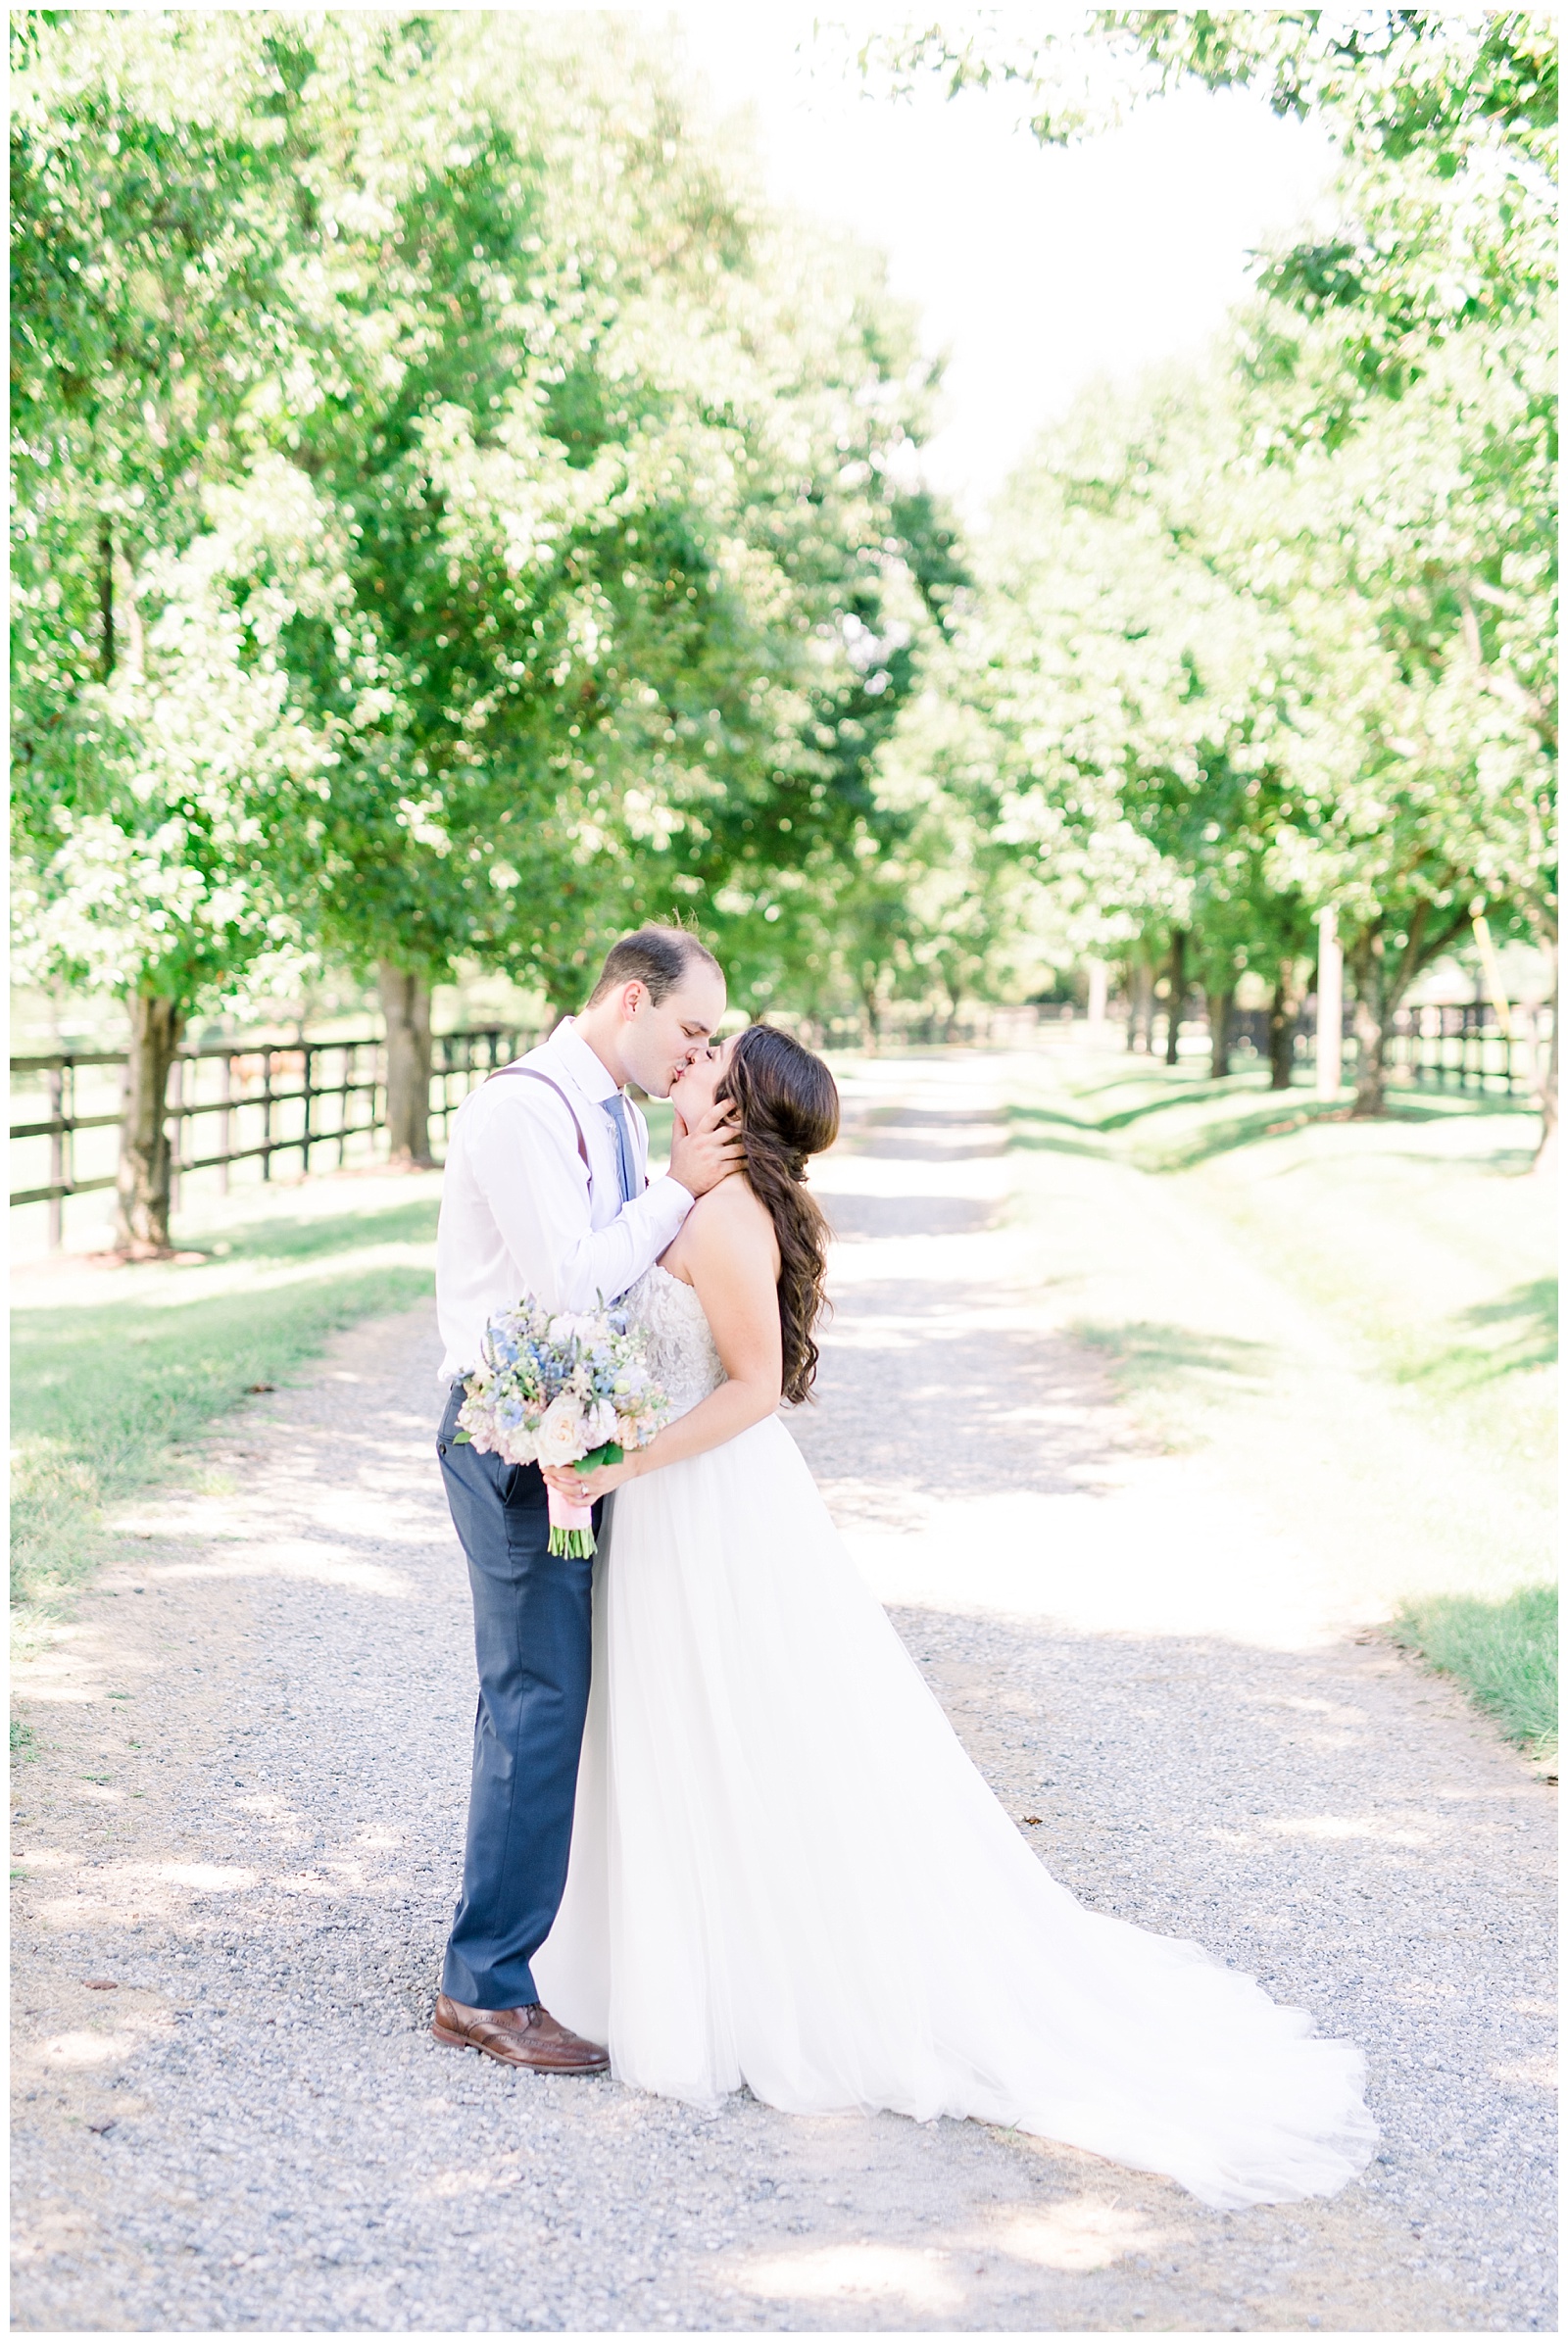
1129, 1098, 1344, 1171
1007, 1104, 1100, 1134
1004, 1131, 1117, 1163
1403, 1277, 1560, 1392
1004, 1106, 1113, 1163
1462, 1277, 1560, 1365
1071, 1319, 1275, 1400
178, 1194, 441, 1269
1022, 1064, 1542, 1176
1091, 1075, 1272, 1135
11, 1261, 434, 1613
1131, 1093, 1538, 1174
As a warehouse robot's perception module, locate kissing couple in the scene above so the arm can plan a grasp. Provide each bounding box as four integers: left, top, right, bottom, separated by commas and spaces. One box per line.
427, 923, 1377, 2210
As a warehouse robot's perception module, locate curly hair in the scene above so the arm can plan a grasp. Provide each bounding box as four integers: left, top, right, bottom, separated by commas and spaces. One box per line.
715, 1024, 840, 1404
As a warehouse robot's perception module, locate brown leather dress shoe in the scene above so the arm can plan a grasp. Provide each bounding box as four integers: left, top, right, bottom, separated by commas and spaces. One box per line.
431, 1992, 609, 2074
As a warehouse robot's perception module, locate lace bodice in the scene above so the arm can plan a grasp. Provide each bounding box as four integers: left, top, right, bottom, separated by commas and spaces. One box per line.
622, 1263, 726, 1422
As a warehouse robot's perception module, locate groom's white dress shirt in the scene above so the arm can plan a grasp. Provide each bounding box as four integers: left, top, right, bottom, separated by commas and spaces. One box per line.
435, 1016, 694, 1384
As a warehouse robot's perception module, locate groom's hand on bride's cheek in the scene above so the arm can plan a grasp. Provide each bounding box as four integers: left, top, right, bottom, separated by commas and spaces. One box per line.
669, 1099, 744, 1196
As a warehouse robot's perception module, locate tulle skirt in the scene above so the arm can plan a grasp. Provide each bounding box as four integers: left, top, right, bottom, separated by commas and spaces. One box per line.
532, 1418, 1377, 2209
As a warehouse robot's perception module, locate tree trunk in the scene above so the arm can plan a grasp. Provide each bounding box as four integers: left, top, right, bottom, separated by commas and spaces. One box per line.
115, 994, 184, 1254
858, 975, 882, 1053
1268, 964, 1297, 1091
1534, 953, 1558, 1175
1350, 989, 1388, 1116
99, 513, 115, 679
1127, 956, 1153, 1053
1348, 901, 1470, 1119
1205, 986, 1235, 1079
1163, 930, 1186, 1065
378, 962, 434, 1166
1348, 944, 1392, 1117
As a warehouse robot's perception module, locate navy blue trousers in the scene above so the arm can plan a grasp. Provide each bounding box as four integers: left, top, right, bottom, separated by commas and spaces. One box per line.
436, 1381, 599, 2011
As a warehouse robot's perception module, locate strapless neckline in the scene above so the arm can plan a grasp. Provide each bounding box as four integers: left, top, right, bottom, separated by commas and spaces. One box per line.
623, 1260, 726, 1421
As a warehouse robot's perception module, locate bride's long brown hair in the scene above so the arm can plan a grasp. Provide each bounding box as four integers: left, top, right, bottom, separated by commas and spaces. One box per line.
715, 1024, 839, 1404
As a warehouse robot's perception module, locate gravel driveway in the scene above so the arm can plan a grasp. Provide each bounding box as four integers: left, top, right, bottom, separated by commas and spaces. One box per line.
11, 1049, 1556, 2332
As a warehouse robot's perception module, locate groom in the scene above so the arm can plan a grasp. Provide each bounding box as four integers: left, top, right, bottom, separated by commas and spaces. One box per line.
430, 925, 740, 2071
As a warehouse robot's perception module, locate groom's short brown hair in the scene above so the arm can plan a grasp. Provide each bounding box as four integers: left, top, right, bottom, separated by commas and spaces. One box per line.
586, 924, 720, 1007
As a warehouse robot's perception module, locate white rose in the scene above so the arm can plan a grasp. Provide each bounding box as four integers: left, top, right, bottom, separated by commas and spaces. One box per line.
535, 1391, 587, 1467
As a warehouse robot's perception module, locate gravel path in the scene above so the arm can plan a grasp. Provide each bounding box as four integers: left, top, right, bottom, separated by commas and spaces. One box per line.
11, 1049, 1556, 2332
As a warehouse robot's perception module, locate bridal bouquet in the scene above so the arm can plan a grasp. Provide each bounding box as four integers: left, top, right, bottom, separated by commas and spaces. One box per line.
453, 1295, 669, 1557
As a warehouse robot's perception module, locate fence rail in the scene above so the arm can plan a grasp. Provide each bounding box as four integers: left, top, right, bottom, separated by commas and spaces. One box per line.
11, 996, 1552, 1245
10, 1027, 533, 1245
1124, 994, 1551, 1097
1287, 996, 1552, 1096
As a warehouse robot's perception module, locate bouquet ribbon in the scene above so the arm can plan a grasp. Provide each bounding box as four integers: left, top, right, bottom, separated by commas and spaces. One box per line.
546, 1442, 623, 1558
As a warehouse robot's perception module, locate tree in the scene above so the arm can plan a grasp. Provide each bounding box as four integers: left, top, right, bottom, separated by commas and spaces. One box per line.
1247, 341, 1553, 1112
915, 362, 1324, 1079
12, 461, 339, 1244
11, 12, 343, 1245
862, 10, 1557, 1122
266, 17, 951, 1112
12, 11, 957, 1216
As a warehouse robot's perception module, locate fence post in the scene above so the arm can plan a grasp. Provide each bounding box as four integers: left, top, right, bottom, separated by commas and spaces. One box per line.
1314, 908, 1344, 1101
46, 1063, 65, 1250
302, 1045, 314, 1177
170, 1053, 183, 1215
262, 1051, 273, 1181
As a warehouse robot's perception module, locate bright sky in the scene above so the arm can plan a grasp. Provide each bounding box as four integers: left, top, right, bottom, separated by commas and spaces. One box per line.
674, 11, 1341, 519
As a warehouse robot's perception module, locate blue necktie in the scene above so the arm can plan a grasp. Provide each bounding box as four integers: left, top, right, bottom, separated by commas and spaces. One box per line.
602, 1092, 640, 1204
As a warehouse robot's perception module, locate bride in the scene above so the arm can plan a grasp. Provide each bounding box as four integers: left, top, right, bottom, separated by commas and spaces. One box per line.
536, 1023, 1377, 2210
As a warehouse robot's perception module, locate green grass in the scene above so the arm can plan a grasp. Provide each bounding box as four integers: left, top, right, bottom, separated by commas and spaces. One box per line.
1390, 1585, 1558, 1761
1004, 1047, 1556, 1755
1011, 1057, 1555, 1459
11, 1112, 666, 1627
1069, 1319, 1276, 1452
11, 1182, 438, 1617
642, 1095, 674, 1170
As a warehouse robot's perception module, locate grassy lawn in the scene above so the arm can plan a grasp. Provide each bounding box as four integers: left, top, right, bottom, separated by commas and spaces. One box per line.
1390, 1586, 1557, 1762
1005, 1045, 1557, 1759
10, 1173, 440, 1623
13, 1094, 660, 1633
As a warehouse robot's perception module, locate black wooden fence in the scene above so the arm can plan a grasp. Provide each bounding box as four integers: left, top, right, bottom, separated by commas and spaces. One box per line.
11, 996, 1552, 1247
10, 1026, 532, 1247
1140, 994, 1549, 1096
1279, 997, 1552, 1096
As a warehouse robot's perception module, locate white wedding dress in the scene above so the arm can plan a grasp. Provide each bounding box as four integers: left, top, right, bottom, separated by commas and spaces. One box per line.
532, 1265, 1378, 2209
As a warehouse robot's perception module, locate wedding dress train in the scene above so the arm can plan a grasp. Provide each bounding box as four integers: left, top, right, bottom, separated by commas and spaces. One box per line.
531, 1265, 1377, 2209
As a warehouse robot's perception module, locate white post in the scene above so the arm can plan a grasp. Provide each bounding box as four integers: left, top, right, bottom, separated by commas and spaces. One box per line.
1086, 958, 1108, 1034
1315, 906, 1344, 1101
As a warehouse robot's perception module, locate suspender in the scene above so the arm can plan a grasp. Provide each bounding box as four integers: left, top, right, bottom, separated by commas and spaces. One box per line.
490, 1064, 590, 1168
